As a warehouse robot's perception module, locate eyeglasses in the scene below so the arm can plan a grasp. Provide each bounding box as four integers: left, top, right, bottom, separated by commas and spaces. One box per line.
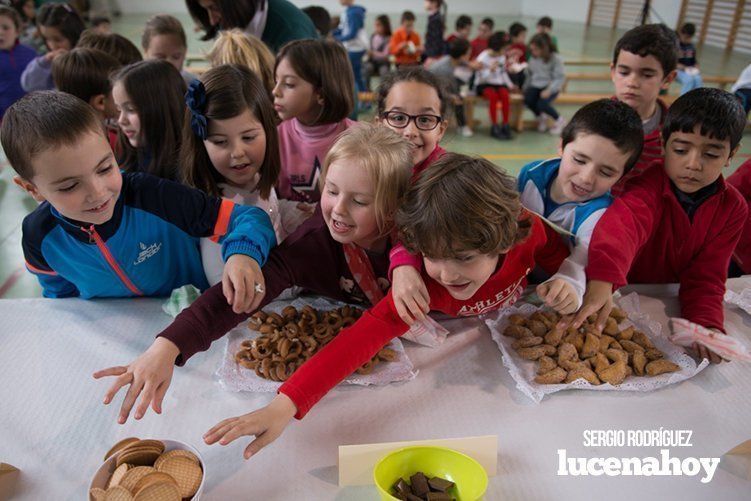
381, 111, 443, 131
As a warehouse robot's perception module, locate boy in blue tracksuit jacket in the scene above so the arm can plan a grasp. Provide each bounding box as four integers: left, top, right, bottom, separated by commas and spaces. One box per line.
2, 91, 275, 308
516, 99, 644, 314
333, 0, 367, 94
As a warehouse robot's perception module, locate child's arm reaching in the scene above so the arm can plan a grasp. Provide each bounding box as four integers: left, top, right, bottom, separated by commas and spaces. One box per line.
203, 291, 410, 458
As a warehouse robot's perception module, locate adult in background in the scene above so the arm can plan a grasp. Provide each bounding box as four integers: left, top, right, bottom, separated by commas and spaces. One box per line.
186, 0, 318, 53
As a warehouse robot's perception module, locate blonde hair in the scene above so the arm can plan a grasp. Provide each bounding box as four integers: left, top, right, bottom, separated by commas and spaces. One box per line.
322, 123, 413, 236
207, 29, 275, 95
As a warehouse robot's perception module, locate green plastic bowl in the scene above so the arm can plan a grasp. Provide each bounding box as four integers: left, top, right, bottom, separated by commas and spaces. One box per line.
373, 446, 489, 500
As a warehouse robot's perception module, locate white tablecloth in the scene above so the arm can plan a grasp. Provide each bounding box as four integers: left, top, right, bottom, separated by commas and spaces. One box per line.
1, 279, 751, 500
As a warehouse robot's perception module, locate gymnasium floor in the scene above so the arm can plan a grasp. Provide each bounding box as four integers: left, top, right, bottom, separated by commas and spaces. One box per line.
0, 13, 749, 298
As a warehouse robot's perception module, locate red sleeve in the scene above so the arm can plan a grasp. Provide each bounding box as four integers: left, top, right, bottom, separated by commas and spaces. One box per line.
535, 219, 571, 276
279, 291, 408, 419
586, 168, 662, 287
388, 243, 422, 278
678, 194, 747, 331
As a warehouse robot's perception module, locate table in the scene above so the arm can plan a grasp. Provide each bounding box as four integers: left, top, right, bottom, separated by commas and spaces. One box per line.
1, 279, 750, 500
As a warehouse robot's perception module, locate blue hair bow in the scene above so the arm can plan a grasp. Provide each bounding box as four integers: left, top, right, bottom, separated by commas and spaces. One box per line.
185, 79, 208, 140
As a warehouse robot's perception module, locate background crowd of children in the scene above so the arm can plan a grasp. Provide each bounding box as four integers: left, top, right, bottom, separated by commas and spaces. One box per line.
0, 0, 750, 464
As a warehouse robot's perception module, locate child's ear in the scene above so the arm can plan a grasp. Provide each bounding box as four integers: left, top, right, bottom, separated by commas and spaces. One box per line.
726, 143, 741, 166
88, 94, 106, 113
13, 176, 46, 203
609, 62, 616, 83
557, 137, 564, 156
660, 69, 677, 90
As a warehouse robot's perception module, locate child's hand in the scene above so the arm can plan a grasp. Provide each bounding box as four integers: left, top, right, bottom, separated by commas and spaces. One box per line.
693, 328, 726, 364
536, 279, 579, 315
296, 202, 316, 214
93, 337, 180, 424
558, 280, 613, 332
44, 48, 67, 62
222, 255, 265, 314
391, 265, 430, 325
203, 393, 297, 460
541, 89, 552, 99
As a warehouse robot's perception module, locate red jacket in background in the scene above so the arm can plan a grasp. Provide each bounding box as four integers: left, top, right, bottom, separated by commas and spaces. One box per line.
586, 161, 747, 331
280, 213, 569, 418
727, 159, 751, 274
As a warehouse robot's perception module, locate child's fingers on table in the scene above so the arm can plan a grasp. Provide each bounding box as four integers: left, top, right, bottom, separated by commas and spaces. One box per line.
203, 417, 239, 443
595, 302, 611, 332
219, 420, 260, 445
244, 430, 277, 459
152, 382, 169, 414
556, 313, 574, 330
134, 381, 157, 420
395, 300, 416, 326
536, 282, 550, 300
407, 297, 427, 321
93, 366, 128, 379
222, 274, 235, 306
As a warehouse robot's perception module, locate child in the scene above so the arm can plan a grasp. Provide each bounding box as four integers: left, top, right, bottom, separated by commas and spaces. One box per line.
201, 154, 570, 457
9, 0, 43, 52
207, 29, 275, 96
0, 5, 36, 120
332, 0, 368, 95
20, 2, 84, 92
575, 88, 747, 363
524, 33, 565, 135
77, 29, 143, 66
475, 31, 514, 140
727, 159, 751, 277
141, 14, 197, 86
90, 15, 112, 34
301, 5, 332, 38
423, 0, 446, 61
506, 21, 527, 88
51, 47, 120, 146
609, 23, 678, 196
364, 14, 391, 90
375, 67, 448, 174
732, 63, 751, 114
1, 90, 276, 302
93, 124, 414, 424
428, 38, 473, 137
446, 14, 472, 44
675, 23, 702, 95
519, 99, 643, 313
179, 64, 299, 284
111, 60, 186, 181
470, 16, 493, 59
272, 39, 355, 204
389, 10, 422, 67
536, 16, 557, 49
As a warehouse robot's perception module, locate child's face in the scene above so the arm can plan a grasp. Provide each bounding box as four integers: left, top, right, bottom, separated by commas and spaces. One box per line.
477, 23, 492, 39
375, 20, 385, 35
145, 34, 187, 72
321, 159, 381, 249
611, 50, 674, 119
679, 32, 693, 43
204, 109, 267, 190
403, 20, 415, 34
424, 251, 500, 300
0, 15, 19, 50
512, 30, 526, 44
553, 133, 632, 203
272, 57, 323, 125
23, 2, 35, 21
112, 82, 142, 148
94, 22, 111, 35
380, 81, 446, 165
40, 25, 71, 51
17, 130, 122, 225
457, 26, 471, 39
529, 43, 542, 58
198, 0, 223, 27
537, 25, 549, 34
663, 126, 737, 194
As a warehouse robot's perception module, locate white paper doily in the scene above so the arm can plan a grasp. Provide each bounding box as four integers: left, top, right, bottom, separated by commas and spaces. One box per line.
725, 288, 751, 316
216, 296, 417, 392
484, 292, 709, 403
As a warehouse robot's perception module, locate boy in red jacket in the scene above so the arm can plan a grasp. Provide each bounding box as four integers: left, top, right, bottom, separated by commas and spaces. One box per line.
609, 24, 678, 197
727, 159, 751, 277
202, 153, 570, 459
573, 88, 747, 364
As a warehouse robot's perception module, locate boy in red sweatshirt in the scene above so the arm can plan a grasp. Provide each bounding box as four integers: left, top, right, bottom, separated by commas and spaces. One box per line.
202, 153, 570, 459
573, 88, 747, 364
609, 24, 678, 197
727, 159, 751, 277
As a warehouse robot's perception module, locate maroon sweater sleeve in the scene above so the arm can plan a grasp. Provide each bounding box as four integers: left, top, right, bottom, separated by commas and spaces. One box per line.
279, 291, 408, 419
678, 190, 747, 331
586, 165, 662, 287
158, 213, 345, 365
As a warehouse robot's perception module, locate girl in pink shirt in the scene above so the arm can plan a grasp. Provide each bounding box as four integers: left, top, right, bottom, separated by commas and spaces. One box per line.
273, 39, 355, 204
